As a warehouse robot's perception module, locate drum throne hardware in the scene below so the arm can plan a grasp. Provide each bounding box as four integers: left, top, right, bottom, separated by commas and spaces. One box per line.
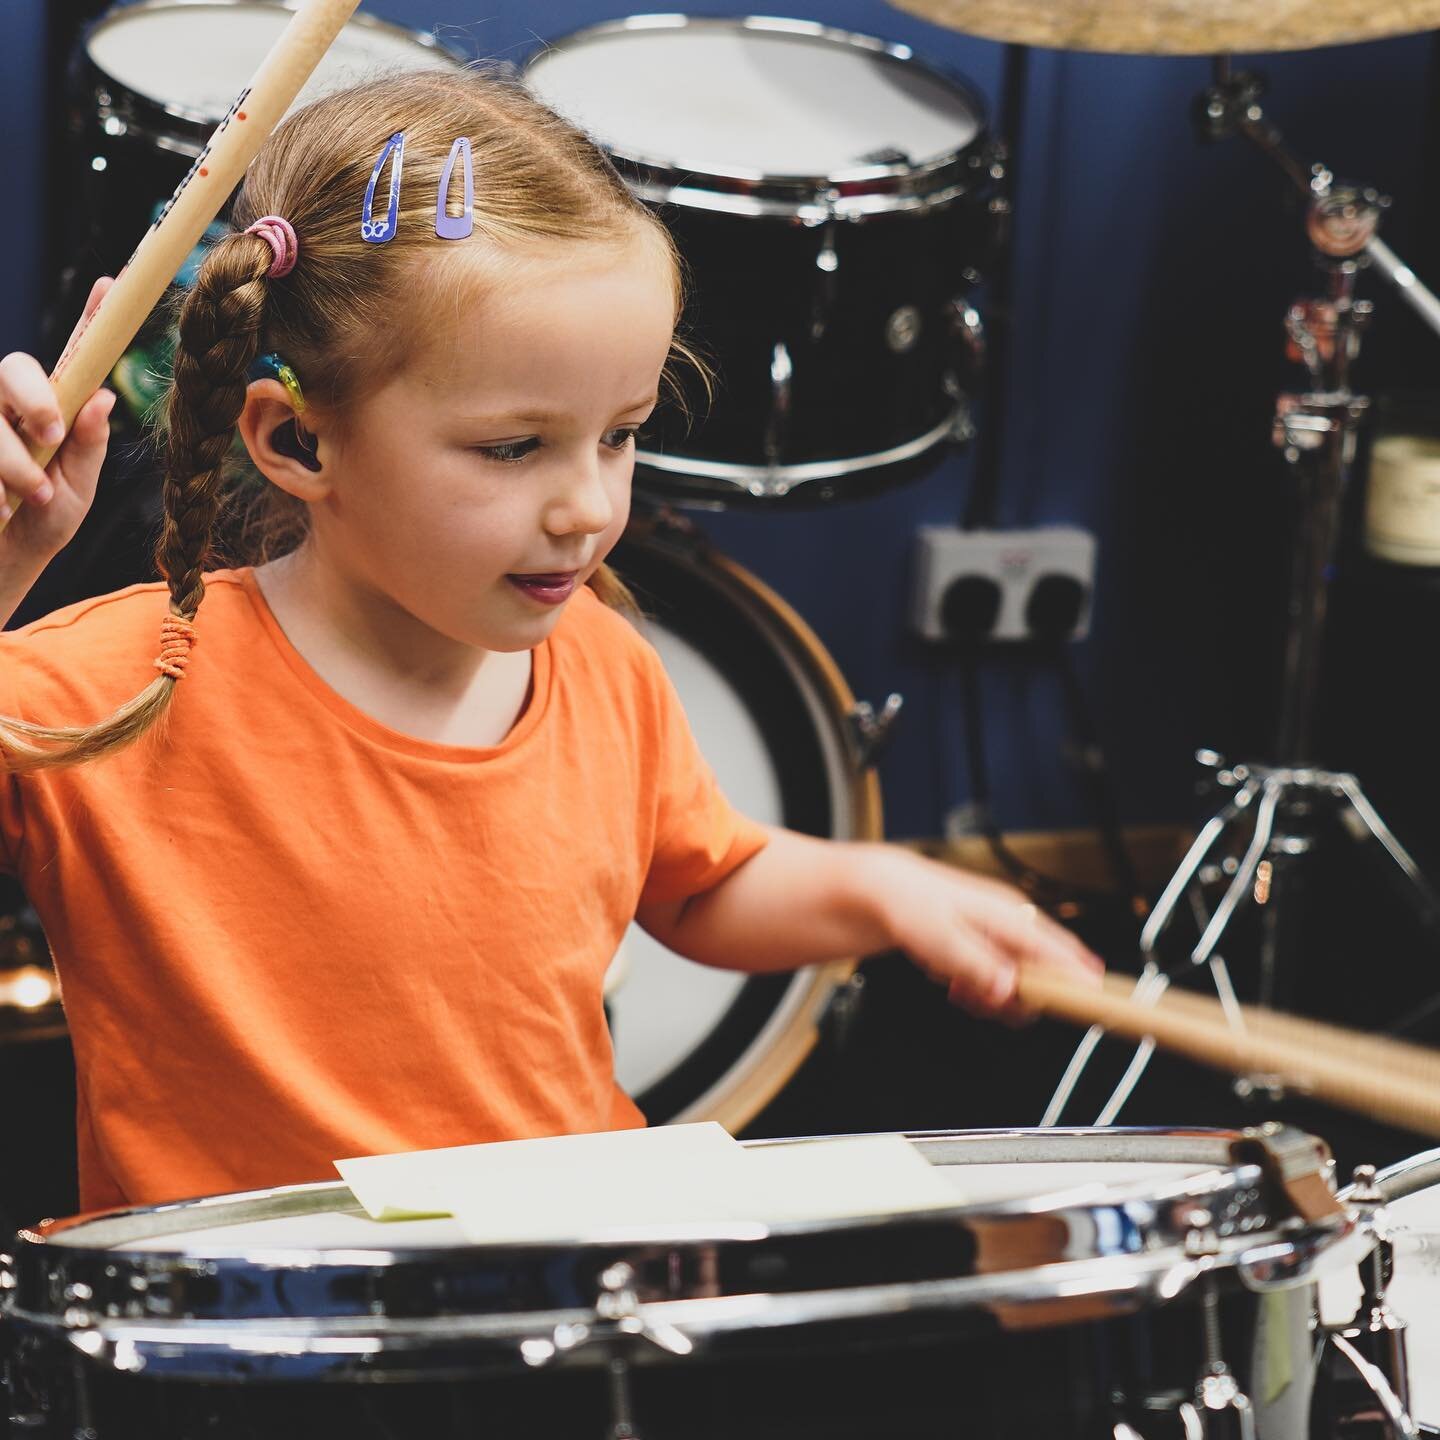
1043, 60, 1440, 1136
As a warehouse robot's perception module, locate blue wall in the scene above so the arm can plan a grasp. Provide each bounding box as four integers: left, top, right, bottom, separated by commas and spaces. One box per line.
5, 1, 1436, 841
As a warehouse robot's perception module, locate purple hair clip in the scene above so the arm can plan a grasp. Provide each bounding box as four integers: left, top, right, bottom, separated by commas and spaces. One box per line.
435, 137, 474, 241
361, 132, 404, 244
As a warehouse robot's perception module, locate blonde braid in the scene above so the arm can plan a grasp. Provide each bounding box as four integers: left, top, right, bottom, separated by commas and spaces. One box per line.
0, 235, 273, 773
157, 238, 271, 619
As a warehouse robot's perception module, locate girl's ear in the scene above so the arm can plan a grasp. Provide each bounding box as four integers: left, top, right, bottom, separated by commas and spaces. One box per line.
238, 380, 330, 500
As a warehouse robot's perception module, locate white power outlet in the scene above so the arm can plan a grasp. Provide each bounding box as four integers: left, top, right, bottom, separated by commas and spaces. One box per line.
911, 525, 1097, 643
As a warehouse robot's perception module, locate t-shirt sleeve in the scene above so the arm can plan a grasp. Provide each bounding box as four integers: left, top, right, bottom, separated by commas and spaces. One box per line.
635, 641, 770, 909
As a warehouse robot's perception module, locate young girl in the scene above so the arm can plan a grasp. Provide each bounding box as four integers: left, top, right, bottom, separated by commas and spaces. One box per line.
0, 70, 1098, 1214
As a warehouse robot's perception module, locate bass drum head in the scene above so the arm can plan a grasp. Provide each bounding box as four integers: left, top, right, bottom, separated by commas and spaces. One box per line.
607, 526, 881, 1129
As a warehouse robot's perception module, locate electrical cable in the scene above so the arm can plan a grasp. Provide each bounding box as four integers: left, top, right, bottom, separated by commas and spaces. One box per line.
944, 44, 1147, 924
961, 42, 1025, 532
1047, 641, 1148, 921
955, 655, 1095, 904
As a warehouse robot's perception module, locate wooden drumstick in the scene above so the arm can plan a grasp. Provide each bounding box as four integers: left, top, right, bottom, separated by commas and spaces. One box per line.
9, 0, 362, 522
1104, 972, 1440, 1084
1018, 966, 1440, 1138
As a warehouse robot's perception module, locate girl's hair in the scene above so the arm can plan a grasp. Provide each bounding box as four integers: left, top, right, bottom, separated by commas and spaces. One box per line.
1, 69, 692, 773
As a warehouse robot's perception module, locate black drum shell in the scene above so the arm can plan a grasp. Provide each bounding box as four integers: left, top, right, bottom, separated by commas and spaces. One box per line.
3, 1287, 1309, 1440
638, 189, 999, 505
523, 16, 1004, 506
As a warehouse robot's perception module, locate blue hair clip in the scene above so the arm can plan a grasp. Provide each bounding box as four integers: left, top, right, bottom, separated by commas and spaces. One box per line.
435, 137, 474, 241
362, 132, 405, 244
248, 352, 306, 413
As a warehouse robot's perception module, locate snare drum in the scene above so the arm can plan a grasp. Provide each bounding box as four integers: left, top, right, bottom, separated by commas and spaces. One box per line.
525, 17, 1002, 505
2, 1129, 1350, 1438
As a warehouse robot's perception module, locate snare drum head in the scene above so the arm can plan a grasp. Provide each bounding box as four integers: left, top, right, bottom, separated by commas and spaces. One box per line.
87, 1, 459, 125
526, 18, 982, 183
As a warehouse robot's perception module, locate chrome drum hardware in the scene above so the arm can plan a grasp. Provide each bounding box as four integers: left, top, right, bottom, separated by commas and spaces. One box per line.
2, 1128, 1356, 1438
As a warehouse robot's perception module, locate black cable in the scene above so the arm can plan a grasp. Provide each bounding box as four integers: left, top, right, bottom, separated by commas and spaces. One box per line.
962, 42, 1027, 532
955, 655, 1077, 903
1047, 642, 1148, 920
950, 636, 1148, 917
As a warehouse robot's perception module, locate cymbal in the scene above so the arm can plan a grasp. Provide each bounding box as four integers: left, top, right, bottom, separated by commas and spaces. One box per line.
885, 0, 1440, 54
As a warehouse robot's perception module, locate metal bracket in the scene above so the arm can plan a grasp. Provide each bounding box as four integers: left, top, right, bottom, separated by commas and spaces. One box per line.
1229, 1122, 1342, 1224
847, 693, 903, 769
519, 1263, 692, 1370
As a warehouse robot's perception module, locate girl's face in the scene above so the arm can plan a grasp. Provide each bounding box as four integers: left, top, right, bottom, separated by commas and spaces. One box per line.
305, 243, 675, 655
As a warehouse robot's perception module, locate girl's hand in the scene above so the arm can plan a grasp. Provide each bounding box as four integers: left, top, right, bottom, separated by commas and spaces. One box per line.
0, 277, 118, 571
876, 849, 1103, 1019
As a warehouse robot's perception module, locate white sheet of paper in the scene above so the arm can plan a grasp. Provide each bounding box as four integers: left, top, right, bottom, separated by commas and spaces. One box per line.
440, 1134, 959, 1242
736, 1135, 960, 1220
338, 1129, 962, 1241
335, 1123, 742, 1222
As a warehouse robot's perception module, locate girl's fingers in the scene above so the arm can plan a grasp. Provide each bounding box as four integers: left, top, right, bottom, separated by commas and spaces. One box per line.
51, 389, 117, 496
0, 277, 116, 464
969, 892, 1102, 980
64, 275, 114, 354
0, 352, 67, 453
0, 414, 58, 511
941, 923, 1018, 1015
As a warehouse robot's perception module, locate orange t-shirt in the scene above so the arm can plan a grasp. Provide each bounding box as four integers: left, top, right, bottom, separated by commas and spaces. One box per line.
0, 570, 768, 1211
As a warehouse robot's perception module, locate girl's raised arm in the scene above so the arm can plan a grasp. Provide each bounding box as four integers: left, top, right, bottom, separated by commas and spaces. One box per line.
0, 278, 117, 627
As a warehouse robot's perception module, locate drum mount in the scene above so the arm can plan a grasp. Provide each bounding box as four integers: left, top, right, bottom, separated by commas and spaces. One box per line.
1045, 63, 1440, 1131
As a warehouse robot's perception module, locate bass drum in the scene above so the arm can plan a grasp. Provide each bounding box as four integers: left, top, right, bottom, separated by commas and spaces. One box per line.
607, 524, 882, 1129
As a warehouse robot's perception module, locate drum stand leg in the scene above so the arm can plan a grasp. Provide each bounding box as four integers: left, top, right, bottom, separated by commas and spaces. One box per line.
605, 1352, 641, 1440
1313, 1165, 1418, 1439
1042, 224, 1440, 1130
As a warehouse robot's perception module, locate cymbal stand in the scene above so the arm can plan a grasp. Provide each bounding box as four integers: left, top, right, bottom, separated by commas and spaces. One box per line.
1043, 62, 1440, 1128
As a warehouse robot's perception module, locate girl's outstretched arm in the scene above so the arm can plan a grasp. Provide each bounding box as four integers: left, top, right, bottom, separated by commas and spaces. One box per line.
636, 828, 1103, 1018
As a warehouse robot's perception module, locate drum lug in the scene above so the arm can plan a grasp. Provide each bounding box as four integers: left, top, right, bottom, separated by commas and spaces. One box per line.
948, 299, 986, 365
518, 1261, 693, 1373
519, 1263, 692, 1440
762, 343, 794, 475
820, 972, 866, 1053
1181, 1211, 1257, 1440
595, 1262, 692, 1357
847, 693, 903, 769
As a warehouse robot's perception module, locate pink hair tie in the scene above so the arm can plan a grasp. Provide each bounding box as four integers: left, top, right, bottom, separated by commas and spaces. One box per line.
244, 215, 299, 279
